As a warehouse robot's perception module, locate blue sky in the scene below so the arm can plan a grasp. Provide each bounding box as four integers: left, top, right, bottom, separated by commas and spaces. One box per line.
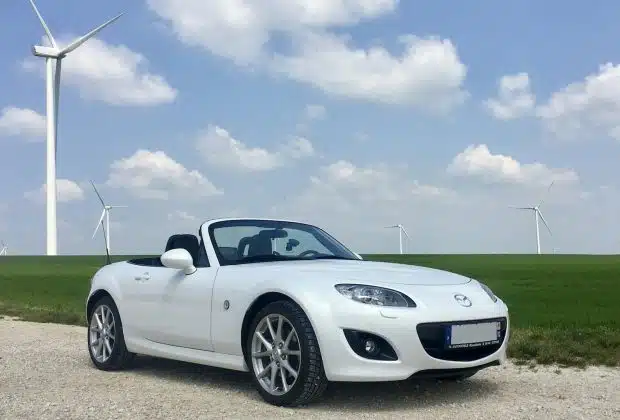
1, 0, 619, 255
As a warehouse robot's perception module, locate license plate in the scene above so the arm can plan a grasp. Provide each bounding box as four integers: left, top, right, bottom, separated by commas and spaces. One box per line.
445, 322, 500, 349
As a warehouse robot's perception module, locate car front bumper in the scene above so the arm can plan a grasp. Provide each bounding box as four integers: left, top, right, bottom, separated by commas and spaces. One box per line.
314, 298, 510, 382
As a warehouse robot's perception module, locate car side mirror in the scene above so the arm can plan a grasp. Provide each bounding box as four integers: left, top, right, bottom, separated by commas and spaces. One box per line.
354, 252, 363, 260
161, 248, 197, 275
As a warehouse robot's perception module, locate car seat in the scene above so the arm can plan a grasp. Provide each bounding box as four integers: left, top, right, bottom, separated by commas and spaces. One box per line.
165, 234, 200, 265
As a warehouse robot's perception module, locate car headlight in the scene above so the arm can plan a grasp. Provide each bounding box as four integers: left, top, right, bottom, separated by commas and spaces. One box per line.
334, 284, 416, 307
478, 281, 498, 303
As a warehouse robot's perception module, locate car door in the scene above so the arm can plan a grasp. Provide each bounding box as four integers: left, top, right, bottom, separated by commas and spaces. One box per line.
117, 257, 163, 340
138, 264, 218, 351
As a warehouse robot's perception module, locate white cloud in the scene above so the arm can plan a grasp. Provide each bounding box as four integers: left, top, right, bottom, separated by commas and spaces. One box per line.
146, 0, 398, 63
268, 159, 457, 253
168, 210, 199, 222
411, 180, 450, 197
304, 104, 326, 120
296, 104, 326, 132
147, 0, 467, 109
492, 64, 620, 141
310, 160, 454, 202
484, 72, 535, 120
0, 107, 46, 139
106, 149, 222, 199
24, 179, 85, 203
195, 125, 315, 172
281, 136, 315, 159
22, 37, 177, 106
272, 33, 467, 109
536, 63, 620, 141
447, 144, 579, 187
146, 0, 268, 65
353, 131, 370, 142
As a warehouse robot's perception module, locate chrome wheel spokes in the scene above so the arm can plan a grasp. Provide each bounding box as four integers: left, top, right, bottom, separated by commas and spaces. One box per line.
251, 314, 302, 396
89, 304, 116, 363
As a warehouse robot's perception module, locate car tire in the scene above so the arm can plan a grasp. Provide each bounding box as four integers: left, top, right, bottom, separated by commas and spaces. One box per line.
87, 295, 135, 371
246, 300, 328, 407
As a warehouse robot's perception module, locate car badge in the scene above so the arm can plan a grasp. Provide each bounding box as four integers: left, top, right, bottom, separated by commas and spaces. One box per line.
454, 293, 472, 307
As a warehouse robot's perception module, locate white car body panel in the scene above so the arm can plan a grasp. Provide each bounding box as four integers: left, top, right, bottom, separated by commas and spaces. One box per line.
87, 217, 510, 382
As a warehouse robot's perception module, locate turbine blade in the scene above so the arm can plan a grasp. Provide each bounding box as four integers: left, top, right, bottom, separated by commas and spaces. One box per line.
28, 0, 57, 48
538, 180, 555, 208
509, 206, 532, 210
401, 226, 410, 239
90, 180, 106, 207
59, 13, 123, 56
537, 210, 552, 236
92, 210, 105, 238
109, 205, 128, 208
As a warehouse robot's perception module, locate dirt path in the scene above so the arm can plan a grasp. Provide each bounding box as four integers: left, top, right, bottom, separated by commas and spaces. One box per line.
0, 318, 618, 419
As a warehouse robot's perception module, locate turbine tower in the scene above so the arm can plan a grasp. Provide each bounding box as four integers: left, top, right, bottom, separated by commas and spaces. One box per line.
510, 181, 554, 254
0, 241, 7, 256
385, 224, 410, 254
90, 181, 127, 256
27, 0, 123, 255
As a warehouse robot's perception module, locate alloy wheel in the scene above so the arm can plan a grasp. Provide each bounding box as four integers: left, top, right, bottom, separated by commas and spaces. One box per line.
89, 304, 116, 363
250, 313, 302, 396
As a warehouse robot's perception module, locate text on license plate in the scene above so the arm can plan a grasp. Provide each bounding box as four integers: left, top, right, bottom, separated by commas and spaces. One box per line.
446, 322, 500, 349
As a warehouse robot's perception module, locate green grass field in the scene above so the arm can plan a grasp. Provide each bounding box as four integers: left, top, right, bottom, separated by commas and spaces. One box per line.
1, 254, 618, 368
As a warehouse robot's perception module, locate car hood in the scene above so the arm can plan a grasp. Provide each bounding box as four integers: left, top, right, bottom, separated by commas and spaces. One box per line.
246, 259, 471, 286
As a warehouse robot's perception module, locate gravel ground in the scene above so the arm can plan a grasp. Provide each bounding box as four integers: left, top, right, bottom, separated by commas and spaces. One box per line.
0, 318, 618, 420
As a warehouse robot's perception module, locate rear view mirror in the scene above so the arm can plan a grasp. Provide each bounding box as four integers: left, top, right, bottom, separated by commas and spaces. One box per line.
286, 239, 300, 251
161, 248, 196, 275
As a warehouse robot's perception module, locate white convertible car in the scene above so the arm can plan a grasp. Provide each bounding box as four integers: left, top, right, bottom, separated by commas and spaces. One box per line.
85, 217, 510, 406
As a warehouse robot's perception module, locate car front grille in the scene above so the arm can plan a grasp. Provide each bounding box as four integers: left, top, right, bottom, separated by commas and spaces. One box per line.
416, 317, 508, 362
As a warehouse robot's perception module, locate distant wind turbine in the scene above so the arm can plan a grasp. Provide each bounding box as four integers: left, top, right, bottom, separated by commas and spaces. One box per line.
385, 224, 410, 254
510, 181, 554, 254
90, 180, 127, 257
27, 0, 123, 255
0, 241, 7, 256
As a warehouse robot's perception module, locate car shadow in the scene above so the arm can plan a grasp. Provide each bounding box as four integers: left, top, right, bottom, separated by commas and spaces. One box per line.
313, 377, 499, 412
125, 355, 256, 393
94, 355, 500, 411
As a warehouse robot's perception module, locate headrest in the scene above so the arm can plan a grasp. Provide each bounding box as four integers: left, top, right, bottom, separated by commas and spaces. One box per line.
247, 232, 273, 257
165, 234, 200, 263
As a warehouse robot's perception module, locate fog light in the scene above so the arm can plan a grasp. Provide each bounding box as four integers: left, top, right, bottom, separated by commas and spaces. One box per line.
343, 329, 398, 361
364, 339, 377, 354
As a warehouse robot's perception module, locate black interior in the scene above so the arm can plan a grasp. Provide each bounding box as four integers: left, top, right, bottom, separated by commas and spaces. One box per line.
219, 246, 239, 261
128, 232, 209, 267
235, 232, 276, 259
236, 236, 253, 259
127, 256, 164, 267
165, 234, 200, 264
247, 232, 273, 257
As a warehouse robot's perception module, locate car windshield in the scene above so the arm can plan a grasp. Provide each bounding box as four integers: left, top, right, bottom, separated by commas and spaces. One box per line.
208, 219, 359, 265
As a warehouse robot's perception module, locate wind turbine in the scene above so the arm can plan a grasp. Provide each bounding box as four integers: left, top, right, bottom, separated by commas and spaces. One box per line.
27, 0, 123, 256
510, 181, 554, 254
0, 241, 7, 256
90, 181, 127, 257
385, 224, 410, 254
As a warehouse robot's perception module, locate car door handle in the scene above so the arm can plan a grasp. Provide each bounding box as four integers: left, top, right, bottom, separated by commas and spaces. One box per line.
134, 272, 150, 281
